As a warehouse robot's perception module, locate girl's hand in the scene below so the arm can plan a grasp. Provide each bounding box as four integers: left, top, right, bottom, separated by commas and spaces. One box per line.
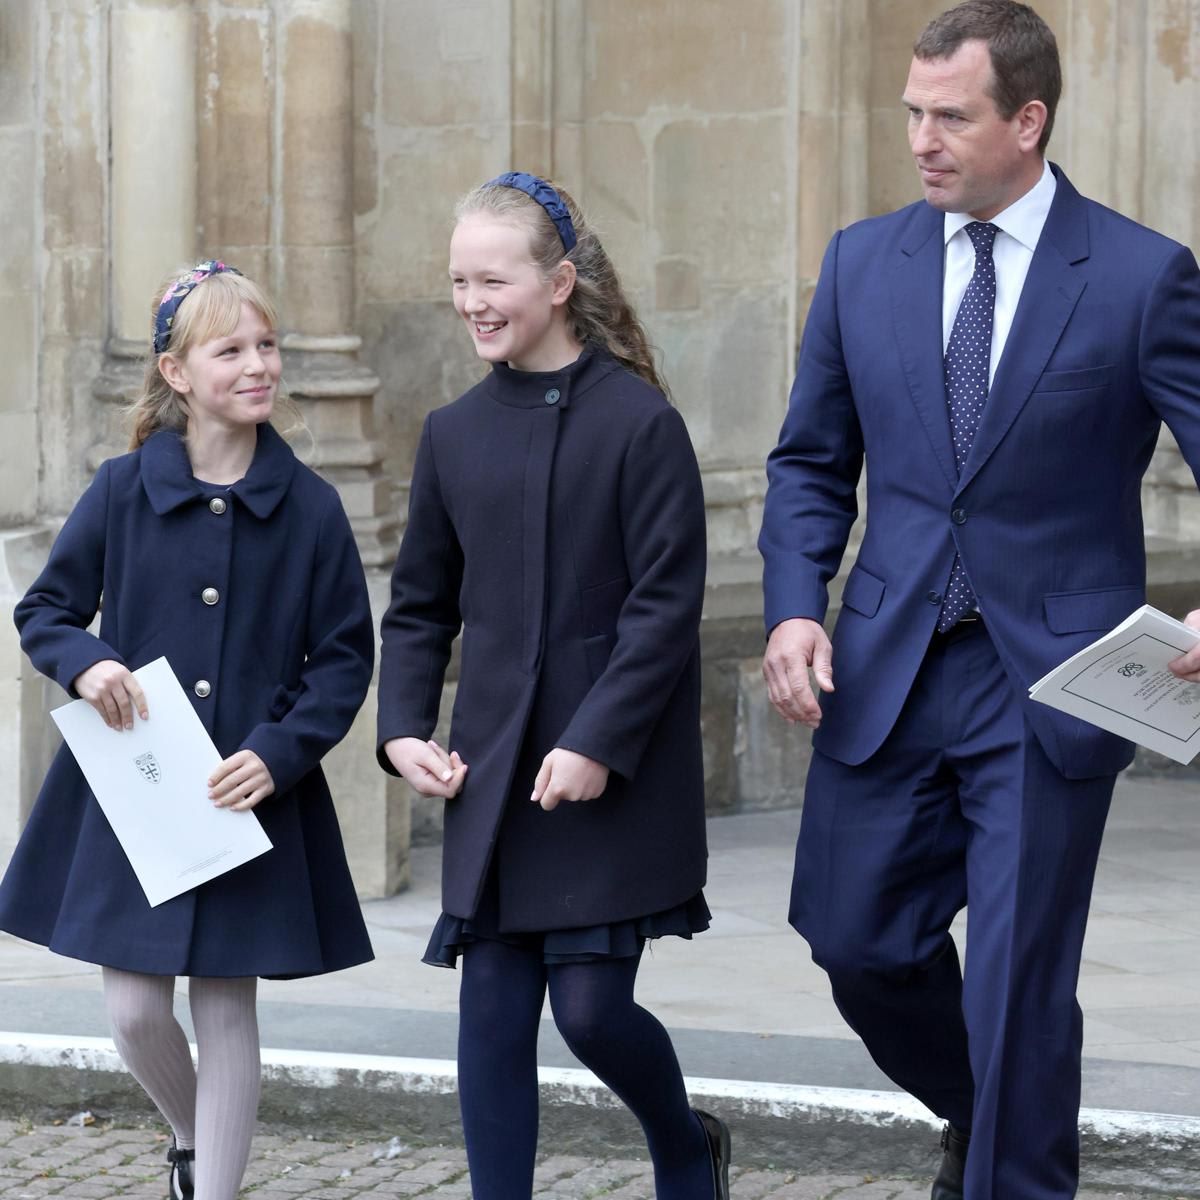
73, 660, 148, 731
531, 748, 609, 812
384, 737, 468, 798
209, 750, 275, 811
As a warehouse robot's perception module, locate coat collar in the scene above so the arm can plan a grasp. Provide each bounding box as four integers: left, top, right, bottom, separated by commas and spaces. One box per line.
140, 423, 297, 518
486, 346, 620, 410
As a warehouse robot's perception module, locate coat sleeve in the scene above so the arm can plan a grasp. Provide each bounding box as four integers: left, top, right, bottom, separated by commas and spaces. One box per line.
376, 413, 465, 774
14, 460, 125, 695
758, 230, 864, 634
1139, 243, 1200, 476
554, 404, 707, 780
240, 490, 374, 796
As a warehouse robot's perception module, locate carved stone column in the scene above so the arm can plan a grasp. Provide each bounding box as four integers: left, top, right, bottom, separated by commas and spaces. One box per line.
276, 0, 406, 897
92, 0, 198, 466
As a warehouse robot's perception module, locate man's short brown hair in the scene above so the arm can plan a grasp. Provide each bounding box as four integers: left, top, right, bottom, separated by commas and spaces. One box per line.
915, 0, 1061, 153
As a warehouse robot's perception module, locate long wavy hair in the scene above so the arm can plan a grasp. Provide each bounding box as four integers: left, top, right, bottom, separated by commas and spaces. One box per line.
455, 179, 669, 399
128, 268, 300, 450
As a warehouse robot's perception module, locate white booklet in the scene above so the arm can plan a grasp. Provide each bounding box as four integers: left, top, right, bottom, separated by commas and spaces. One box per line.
1029, 604, 1200, 763
51, 656, 273, 907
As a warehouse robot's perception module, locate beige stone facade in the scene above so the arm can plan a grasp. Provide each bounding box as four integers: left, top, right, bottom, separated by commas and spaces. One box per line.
2, 1, 1198, 893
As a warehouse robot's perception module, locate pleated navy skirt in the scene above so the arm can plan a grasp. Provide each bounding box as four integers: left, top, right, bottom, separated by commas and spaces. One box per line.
423, 864, 710, 968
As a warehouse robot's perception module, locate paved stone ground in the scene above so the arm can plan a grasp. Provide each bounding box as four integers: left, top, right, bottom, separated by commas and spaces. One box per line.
0, 1119, 1184, 1199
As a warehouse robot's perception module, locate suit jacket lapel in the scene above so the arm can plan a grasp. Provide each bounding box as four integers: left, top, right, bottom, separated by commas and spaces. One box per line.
890, 204, 958, 491
957, 166, 1090, 493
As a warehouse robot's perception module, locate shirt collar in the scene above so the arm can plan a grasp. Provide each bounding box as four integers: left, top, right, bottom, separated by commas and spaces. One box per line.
140, 423, 296, 518
943, 158, 1056, 251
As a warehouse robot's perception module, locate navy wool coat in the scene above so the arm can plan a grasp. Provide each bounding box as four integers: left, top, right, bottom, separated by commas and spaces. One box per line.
0, 425, 375, 978
377, 349, 708, 931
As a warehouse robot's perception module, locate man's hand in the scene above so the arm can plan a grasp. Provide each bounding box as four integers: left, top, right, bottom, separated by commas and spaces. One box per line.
384, 737, 468, 798
531, 748, 609, 812
1168, 609, 1200, 681
762, 617, 834, 727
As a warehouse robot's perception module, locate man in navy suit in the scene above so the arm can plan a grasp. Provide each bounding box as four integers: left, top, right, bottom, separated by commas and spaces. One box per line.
759, 2, 1200, 1197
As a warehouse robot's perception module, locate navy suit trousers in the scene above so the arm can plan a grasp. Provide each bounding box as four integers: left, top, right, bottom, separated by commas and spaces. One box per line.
791, 622, 1114, 1200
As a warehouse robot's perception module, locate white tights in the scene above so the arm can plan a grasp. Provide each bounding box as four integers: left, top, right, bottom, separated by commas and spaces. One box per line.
102, 967, 261, 1200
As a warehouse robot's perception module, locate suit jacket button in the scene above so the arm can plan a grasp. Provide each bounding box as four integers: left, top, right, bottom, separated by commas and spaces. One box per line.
544, 388, 561, 405
209, 497, 227, 515
927, 590, 943, 605
201, 587, 220, 605
951, 508, 967, 525
194, 679, 211, 698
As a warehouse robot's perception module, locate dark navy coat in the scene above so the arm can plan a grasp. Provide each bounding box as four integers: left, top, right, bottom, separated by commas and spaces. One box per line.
377, 350, 708, 931
0, 424, 375, 977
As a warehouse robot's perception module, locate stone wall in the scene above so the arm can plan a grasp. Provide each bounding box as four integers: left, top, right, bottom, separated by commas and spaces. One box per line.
3, 0, 1199, 883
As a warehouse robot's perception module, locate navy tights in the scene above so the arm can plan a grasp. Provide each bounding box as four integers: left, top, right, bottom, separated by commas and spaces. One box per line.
457, 938, 712, 1199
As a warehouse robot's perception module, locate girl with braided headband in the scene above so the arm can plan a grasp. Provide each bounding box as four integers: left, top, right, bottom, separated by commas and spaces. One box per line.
378, 175, 730, 1199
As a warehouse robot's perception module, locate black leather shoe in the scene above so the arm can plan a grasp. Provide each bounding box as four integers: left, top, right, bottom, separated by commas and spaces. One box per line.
167, 1138, 195, 1200
694, 1108, 731, 1200
931, 1123, 969, 1200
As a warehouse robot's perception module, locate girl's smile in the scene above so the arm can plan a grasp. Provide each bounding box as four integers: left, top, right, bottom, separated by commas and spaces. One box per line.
449, 212, 581, 373
163, 301, 281, 437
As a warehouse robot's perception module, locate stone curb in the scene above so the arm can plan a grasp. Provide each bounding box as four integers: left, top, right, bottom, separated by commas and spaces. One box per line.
1, 1033, 1197, 1194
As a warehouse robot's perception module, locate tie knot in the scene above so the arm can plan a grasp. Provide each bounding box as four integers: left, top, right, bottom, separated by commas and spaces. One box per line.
966, 221, 999, 256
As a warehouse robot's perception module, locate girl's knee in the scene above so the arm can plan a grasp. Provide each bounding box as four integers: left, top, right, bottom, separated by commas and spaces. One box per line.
103, 970, 178, 1046
549, 991, 613, 1059
107, 999, 178, 1047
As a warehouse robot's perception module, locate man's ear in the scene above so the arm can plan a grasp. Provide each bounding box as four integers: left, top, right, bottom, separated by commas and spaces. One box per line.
1015, 99, 1048, 154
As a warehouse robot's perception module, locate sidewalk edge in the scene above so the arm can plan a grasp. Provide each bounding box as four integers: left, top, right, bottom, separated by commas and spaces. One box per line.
1, 1034, 1196, 1191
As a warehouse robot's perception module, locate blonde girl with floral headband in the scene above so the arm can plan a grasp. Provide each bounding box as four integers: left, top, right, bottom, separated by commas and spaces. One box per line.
0, 260, 374, 1200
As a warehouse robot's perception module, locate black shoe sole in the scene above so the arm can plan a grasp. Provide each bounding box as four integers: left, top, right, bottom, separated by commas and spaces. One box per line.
693, 1108, 731, 1200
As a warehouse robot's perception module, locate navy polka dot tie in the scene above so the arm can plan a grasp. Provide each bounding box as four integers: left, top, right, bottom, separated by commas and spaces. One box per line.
938, 221, 998, 634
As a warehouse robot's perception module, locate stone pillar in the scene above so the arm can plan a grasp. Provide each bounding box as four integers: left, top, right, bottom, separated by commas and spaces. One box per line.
111, 1, 196, 346
1, 3, 112, 861
92, 0, 198, 466
0, 0, 47, 868
276, 0, 407, 898
0, 0, 39, 523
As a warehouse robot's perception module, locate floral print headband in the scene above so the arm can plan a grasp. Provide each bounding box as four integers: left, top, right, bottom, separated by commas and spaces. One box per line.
153, 259, 244, 354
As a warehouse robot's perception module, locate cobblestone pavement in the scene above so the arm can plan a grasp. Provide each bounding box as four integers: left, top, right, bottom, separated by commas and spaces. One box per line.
0, 1119, 1181, 1199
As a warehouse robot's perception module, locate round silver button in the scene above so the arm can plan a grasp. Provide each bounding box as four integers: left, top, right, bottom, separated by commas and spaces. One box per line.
201, 587, 219, 605
544, 388, 561, 405
194, 679, 211, 698
209, 497, 227, 515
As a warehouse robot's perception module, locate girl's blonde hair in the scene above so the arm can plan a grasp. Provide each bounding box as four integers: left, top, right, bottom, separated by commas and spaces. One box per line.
454, 179, 669, 398
128, 268, 299, 449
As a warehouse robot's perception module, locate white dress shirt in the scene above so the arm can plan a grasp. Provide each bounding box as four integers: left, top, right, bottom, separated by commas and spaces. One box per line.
942, 159, 1057, 386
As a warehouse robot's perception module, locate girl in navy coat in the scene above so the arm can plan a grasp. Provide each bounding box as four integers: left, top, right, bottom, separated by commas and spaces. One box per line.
0, 262, 374, 1200
377, 175, 729, 1200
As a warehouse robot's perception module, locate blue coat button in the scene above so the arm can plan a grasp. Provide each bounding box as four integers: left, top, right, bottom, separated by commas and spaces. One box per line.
951, 508, 967, 525
927, 590, 943, 605
544, 388, 561, 405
